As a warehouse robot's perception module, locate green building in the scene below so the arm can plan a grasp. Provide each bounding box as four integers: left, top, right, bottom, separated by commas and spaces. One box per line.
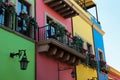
0, 0, 36, 80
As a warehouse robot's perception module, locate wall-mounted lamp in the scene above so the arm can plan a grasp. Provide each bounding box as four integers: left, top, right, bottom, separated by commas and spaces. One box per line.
10, 50, 29, 70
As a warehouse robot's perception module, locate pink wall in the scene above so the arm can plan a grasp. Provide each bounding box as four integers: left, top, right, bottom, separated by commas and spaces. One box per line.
36, 0, 74, 80
36, 0, 72, 32
108, 72, 120, 80
37, 53, 75, 80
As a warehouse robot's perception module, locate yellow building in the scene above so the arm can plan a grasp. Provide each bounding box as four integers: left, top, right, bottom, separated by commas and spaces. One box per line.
72, 0, 97, 80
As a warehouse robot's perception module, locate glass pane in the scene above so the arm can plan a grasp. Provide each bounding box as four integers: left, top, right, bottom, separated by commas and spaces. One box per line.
23, 5, 28, 14
17, 1, 29, 15
17, 1, 22, 15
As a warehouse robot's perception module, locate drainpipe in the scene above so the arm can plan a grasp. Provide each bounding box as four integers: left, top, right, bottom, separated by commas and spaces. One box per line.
95, 5, 99, 23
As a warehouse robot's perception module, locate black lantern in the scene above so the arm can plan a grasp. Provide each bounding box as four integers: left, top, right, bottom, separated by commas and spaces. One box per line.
71, 69, 76, 78
10, 50, 29, 70
20, 53, 29, 70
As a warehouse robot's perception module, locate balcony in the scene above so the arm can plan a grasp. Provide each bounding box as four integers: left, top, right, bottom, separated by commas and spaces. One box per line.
44, 0, 78, 18
15, 12, 37, 40
99, 60, 109, 74
86, 53, 97, 69
37, 24, 86, 65
74, 0, 96, 10
0, 2, 37, 40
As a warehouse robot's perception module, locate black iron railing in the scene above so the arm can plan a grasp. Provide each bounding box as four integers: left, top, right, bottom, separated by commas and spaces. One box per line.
0, 5, 13, 29
0, 3, 36, 40
38, 25, 73, 46
38, 25, 86, 54
15, 13, 36, 40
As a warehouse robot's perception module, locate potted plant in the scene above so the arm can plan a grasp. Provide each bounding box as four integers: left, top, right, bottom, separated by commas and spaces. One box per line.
4, 2, 16, 15
100, 66, 109, 74
99, 60, 106, 68
89, 59, 97, 69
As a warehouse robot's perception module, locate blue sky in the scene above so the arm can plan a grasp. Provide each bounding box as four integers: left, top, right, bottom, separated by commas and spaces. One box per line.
93, 0, 120, 71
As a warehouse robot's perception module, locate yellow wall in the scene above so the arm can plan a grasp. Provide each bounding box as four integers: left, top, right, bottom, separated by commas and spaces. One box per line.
72, 16, 97, 80
72, 16, 94, 54
76, 64, 97, 80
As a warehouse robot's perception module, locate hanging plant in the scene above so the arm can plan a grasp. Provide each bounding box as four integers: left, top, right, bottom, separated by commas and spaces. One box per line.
59, 26, 67, 36
19, 11, 29, 19
28, 17, 38, 29
100, 66, 109, 74
0, 1, 4, 14
73, 36, 84, 52
88, 53, 95, 59
100, 60, 106, 67
4, 2, 16, 15
89, 59, 97, 69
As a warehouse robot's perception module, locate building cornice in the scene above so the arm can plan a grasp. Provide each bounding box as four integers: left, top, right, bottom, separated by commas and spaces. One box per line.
109, 65, 120, 77
65, 0, 105, 35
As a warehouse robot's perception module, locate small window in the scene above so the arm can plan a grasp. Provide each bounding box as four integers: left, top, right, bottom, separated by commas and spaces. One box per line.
17, 0, 30, 15
98, 49, 104, 60
45, 15, 67, 44
16, 0, 35, 39
87, 43, 92, 54
46, 16, 56, 38
17, 0, 30, 32
0, 0, 13, 28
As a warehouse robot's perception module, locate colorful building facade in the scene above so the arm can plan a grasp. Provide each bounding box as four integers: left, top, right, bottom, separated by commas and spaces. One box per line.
0, 0, 110, 80
92, 17, 108, 80
0, 0, 36, 80
36, 0, 83, 80
72, 1, 97, 80
108, 65, 120, 80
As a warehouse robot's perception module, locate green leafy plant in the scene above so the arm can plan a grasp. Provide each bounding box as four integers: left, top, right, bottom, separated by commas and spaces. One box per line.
100, 66, 109, 74
99, 60, 109, 74
73, 36, 84, 53
89, 59, 97, 69
4, 2, 16, 15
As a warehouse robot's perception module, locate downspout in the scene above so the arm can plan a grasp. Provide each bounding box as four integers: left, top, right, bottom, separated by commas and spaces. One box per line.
95, 5, 99, 23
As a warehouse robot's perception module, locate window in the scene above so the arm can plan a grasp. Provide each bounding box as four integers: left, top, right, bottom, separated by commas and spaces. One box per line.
17, 0, 30, 35
46, 16, 56, 39
98, 49, 104, 60
87, 43, 92, 54
45, 15, 67, 44
0, 0, 7, 25
17, 0, 30, 15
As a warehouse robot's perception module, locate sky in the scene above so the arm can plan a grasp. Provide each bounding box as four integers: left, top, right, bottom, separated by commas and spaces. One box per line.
92, 0, 120, 71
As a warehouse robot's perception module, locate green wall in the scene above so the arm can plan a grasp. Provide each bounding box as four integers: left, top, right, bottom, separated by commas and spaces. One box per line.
0, 28, 35, 80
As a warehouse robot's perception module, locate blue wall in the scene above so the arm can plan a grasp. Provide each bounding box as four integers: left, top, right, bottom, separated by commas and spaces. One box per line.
92, 18, 108, 80
91, 17, 102, 29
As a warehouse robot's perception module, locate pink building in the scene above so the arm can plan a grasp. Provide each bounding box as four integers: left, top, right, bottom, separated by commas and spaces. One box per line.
36, 0, 85, 80
108, 65, 120, 80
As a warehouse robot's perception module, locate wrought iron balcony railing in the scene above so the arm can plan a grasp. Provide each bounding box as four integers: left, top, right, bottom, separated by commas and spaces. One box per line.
82, 53, 97, 69
37, 24, 86, 65
38, 24, 86, 54
0, 2, 37, 40
15, 12, 37, 40
0, 2, 14, 29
